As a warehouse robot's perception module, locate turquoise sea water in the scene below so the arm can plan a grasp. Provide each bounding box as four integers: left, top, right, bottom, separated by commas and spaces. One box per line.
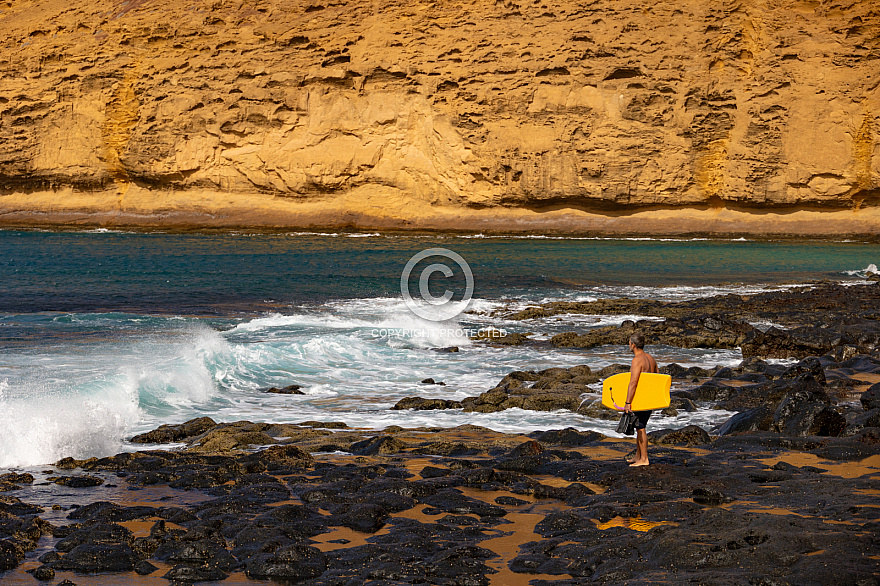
0, 229, 876, 467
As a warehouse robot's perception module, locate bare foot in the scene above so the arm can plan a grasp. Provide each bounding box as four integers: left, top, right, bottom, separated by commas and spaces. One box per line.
629, 459, 649, 467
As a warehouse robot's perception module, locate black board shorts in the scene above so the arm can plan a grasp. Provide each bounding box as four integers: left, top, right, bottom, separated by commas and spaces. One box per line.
633, 410, 652, 430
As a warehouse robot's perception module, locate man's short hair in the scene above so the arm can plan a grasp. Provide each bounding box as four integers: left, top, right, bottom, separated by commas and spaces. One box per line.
629, 333, 646, 349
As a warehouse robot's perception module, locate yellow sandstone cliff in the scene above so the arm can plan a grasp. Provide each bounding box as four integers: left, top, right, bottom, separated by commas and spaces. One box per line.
0, 0, 878, 234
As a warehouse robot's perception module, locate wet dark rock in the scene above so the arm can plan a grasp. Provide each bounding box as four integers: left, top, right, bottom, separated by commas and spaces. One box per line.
354, 490, 416, 514
129, 417, 217, 444
742, 324, 878, 360
242, 444, 314, 469
420, 466, 450, 478
0, 473, 34, 484
227, 481, 290, 504
457, 365, 599, 414
134, 559, 158, 575
391, 397, 462, 410
551, 315, 754, 352
509, 440, 544, 458
0, 496, 43, 516
66, 501, 125, 522
332, 503, 389, 532
245, 544, 327, 581
861, 383, 880, 410
424, 545, 496, 583
230, 525, 295, 561
55, 523, 133, 553
692, 487, 727, 506
297, 420, 350, 429
534, 510, 593, 538
478, 331, 530, 346
0, 539, 22, 571
38, 551, 61, 564
528, 428, 605, 446
163, 563, 229, 582
841, 408, 880, 436
350, 435, 407, 455
812, 438, 879, 461
169, 470, 233, 489
421, 378, 446, 385
435, 346, 459, 353
712, 366, 737, 379
263, 384, 304, 394
412, 441, 480, 457
165, 538, 238, 570
495, 495, 528, 506
717, 406, 774, 435
193, 496, 272, 521
661, 363, 716, 379
773, 381, 845, 436
251, 504, 326, 537
421, 489, 506, 517
669, 396, 698, 412
715, 372, 826, 412
28, 564, 55, 580
52, 543, 139, 572
780, 356, 827, 384
53, 475, 104, 488
689, 379, 735, 402
648, 425, 711, 446
55, 457, 98, 470
839, 354, 880, 373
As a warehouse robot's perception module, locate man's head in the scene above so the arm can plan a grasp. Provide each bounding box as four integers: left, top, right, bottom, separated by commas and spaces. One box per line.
628, 333, 646, 351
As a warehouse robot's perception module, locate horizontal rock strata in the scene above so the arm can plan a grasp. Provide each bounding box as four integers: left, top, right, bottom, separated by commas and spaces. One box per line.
0, 0, 879, 233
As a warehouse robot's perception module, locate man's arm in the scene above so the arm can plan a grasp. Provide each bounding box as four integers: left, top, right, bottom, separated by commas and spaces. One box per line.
625, 358, 643, 412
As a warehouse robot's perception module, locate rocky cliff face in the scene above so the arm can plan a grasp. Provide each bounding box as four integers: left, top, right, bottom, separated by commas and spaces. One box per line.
0, 0, 878, 233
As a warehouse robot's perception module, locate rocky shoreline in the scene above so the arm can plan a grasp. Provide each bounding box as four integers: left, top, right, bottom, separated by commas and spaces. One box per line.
2, 282, 880, 585
0, 410, 878, 585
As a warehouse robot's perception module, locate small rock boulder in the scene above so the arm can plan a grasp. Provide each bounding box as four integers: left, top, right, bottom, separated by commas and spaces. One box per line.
129, 417, 217, 444
648, 425, 711, 446
53, 476, 103, 488
350, 436, 407, 456
391, 397, 461, 410
246, 544, 327, 581
717, 407, 774, 436
780, 356, 827, 384
264, 384, 304, 394
861, 383, 880, 410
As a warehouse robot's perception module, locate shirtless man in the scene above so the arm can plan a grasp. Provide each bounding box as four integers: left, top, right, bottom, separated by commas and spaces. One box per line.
623, 332, 658, 467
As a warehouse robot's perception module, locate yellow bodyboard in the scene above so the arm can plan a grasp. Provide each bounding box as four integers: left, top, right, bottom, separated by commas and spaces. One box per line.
601, 372, 671, 411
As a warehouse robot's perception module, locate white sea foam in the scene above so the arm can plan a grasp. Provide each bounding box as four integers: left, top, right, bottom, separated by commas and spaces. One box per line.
0, 378, 139, 468
0, 325, 226, 468
843, 263, 878, 278
228, 299, 475, 350
0, 295, 749, 467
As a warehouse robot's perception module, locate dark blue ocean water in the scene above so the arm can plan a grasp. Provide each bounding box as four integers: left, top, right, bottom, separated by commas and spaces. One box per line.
1, 230, 876, 314
0, 229, 876, 468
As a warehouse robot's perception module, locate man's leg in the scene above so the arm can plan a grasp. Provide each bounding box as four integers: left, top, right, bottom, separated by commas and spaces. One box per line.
631, 411, 651, 466
630, 429, 649, 466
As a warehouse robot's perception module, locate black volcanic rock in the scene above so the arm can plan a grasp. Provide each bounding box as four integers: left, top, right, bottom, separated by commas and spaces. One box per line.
392, 397, 462, 410
129, 417, 217, 444
263, 384, 304, 394
861, 383, 880, 410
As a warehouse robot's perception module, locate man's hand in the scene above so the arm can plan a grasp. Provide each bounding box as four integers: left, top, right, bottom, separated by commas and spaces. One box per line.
623, 402, 633, 413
